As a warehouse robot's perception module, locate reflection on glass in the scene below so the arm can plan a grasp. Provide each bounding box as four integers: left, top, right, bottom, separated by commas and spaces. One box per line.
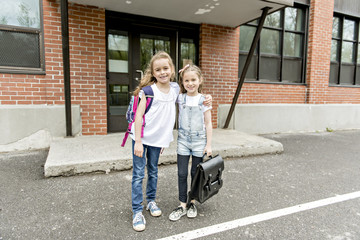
332, 17, 340, 38
260, 29, 280, 55
140, 35, 170, 72
181, 38, 196, 68
109, 84, 129, 106
331, 40, 339, 62
0, 0, 40, 28
285, 8, 303, 31
0, 30, 40, 67
264, 11, 281, 28
240, 26, 256, 52
284, 33, 302, 57
341, 42, 354, 63
108, 33, 128, 73
343, 19, 355, 40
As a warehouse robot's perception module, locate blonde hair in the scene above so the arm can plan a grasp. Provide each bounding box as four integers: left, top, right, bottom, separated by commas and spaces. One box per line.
133, 51, 175, 96
179, 64, 204, 94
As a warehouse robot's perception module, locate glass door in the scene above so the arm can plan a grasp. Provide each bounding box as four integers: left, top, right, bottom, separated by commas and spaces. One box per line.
107, 28, 176, 132
107, 30, 130, 132
106, 12, 199, 133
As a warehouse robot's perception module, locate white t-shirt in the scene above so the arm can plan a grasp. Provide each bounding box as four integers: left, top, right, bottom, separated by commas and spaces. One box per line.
177, 93, 212, 131
130, 82, 180, 148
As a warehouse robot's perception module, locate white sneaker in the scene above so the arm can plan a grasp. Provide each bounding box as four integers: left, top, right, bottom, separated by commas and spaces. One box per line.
187, 203, 197, 218
169, 206, 187, 221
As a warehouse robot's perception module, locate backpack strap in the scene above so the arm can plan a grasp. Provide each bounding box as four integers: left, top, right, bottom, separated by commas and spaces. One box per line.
142, 85, 154, 114
121, 85, 154, 147
140, 85, 154, 137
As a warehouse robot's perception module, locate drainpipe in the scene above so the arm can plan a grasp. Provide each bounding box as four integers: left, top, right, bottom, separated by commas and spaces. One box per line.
60, 0, 72, 136
223, 7, 270, 129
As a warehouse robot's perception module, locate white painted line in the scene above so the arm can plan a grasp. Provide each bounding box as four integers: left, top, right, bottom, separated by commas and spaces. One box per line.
158, 191, 360, 240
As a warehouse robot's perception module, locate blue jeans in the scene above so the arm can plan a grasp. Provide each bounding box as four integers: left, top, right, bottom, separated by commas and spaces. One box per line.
132, 140, 161, 214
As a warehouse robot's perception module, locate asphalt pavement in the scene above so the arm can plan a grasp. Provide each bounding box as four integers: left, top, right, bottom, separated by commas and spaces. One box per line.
1, 130, 360, 239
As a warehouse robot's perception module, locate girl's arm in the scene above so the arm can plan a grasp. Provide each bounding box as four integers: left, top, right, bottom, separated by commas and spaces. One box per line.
134, 95, 147, 157
203, 94, 212, 107
203, 109, 213, 156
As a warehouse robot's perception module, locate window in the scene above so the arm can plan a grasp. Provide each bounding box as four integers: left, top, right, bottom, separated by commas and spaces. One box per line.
239, 5, 308, 84
0, 0, 44, 74
330, 15, 360, 86
180, 38, 196, 68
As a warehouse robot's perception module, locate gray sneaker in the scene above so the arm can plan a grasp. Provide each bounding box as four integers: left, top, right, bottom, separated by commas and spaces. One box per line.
187, 203, 197, 218
169, 206, 187, 221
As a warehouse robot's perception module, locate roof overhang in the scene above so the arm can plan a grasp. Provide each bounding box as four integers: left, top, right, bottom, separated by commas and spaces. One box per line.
69, 0, 294, 28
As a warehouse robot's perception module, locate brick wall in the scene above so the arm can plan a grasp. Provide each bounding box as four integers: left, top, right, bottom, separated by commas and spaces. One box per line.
306, 0, 360, 104
199, 24, 240, 127
0, 0, 107, 135
306, 0, 334, 104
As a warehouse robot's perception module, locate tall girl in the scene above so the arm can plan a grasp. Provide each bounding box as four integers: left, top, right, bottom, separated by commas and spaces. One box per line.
169, 64, 213, 221
130, 51, 179, 231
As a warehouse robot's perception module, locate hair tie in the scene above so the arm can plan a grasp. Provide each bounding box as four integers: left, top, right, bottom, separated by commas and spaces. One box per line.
178, 64, 190, 73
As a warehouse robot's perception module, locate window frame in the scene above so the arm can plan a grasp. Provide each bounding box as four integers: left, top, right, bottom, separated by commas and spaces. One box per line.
238, 3, 308, 85
0, 0, 45, 75
330, 13, 360, 87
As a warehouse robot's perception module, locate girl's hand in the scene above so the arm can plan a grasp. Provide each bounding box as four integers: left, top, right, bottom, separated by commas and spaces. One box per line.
134, 141, 143, 157
204, 94, 212, 107
203, 145, 212, 157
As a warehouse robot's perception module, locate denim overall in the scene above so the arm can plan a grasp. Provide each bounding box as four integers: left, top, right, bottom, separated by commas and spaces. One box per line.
177, 94, 206, 158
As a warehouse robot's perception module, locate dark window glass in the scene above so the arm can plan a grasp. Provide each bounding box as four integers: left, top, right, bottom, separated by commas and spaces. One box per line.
330, 16, 360, 86
180, 38, 196, 68
329, 63, 339, 84
0, 30, 40, 68
260, 56, 281, 81
285, 8, 304, 31
264, 11, 281, 28
284, 33, 302, 57
340, 65, 355, 85
332, 17, 340, 38
0, 0, 43, 73
331, 40, 340, 61
239, 4, 307, 84
239, 54, 257, 80
140, 35, 170, 72
283, 59, 302, 83
260, 29, 280, 55
343, 19, 355, 41
240, 26, 256, 52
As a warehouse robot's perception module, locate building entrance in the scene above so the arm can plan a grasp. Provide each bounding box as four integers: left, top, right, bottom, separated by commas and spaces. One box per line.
106, 12, 199, 132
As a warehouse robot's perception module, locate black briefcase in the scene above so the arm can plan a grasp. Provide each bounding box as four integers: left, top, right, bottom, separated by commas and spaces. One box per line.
187, 154, 224, 206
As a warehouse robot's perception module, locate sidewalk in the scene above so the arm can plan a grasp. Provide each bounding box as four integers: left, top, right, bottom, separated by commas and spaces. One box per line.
44, 129, 284, 177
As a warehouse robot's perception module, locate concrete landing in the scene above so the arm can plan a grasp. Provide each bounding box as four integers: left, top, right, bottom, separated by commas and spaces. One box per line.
44, 129, 283, 177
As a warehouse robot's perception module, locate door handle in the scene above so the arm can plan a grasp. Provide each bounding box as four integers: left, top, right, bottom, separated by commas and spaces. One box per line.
135, 70, 144, 81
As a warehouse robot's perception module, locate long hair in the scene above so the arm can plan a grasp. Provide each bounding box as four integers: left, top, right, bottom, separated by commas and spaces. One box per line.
179, 64, 204, 94
133, 51, 175, 96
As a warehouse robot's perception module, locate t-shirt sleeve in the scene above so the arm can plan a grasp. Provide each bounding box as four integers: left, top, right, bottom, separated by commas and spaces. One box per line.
202, 94, 212, 113
170, 82, 180, 96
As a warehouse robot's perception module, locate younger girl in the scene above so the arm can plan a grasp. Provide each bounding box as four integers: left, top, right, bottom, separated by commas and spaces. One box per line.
169, 64, 213, 221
